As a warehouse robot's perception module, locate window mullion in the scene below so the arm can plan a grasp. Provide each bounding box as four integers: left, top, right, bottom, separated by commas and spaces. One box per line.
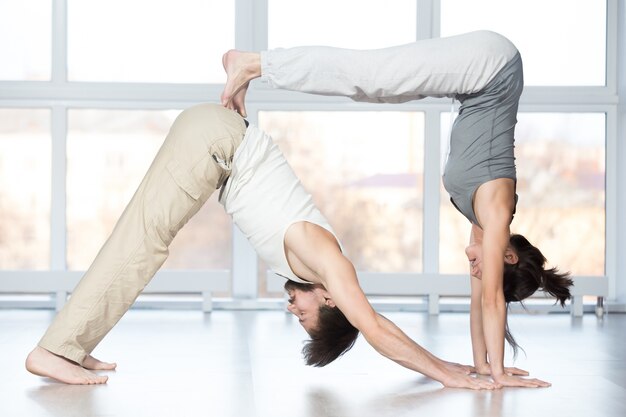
51, 0, 68, 84
422, 109, 441, 274
416, 0, 438, 39
50, 105, 67, 270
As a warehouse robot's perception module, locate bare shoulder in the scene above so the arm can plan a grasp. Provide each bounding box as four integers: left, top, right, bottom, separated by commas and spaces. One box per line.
474, 178, 516, 228
283, 221, 345, 284
284, 221, 341, 252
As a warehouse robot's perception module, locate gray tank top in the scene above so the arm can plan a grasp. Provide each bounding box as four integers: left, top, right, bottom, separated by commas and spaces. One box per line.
442, 53, 523, 226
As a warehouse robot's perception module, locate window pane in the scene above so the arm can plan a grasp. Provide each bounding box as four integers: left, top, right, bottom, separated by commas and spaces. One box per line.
440, 0, 606, 86
67, 109, 232, 270
67, 0, 234, 83
259, 111, 425, 276
0, 0, 51, 80
269, 0, 416, 48
440, 113, 606, 276
0, 109, 51, 269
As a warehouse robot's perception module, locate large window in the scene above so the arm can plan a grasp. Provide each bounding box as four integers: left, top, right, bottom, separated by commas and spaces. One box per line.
268, 0, 416, 48
0, 0, 51, 81
66, 109, 232, 270
67, 0, 235, 83
259, 111, 425, 273
440, 112, 606, 275
0, 1, 616, 306
0, 109, 51, 269
440, 0, 606, 86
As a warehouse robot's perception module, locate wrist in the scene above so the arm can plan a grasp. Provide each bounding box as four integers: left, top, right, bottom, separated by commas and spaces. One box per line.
471, 361, 489, 375
430, 361, 455, 385
474, 358, 488, 367
473, 353, 489, 368
490, 365, 505, 377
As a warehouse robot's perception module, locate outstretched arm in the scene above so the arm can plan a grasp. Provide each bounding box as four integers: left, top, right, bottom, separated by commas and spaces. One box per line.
469, 235, 529, 380
323, 260, 483, 388
469, 230, 489, 374
473, 179, 549, 388
284, 222, 494, 390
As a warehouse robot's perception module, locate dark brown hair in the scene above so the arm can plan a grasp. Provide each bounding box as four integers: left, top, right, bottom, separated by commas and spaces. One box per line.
503, 234, 573, 356
284, 280, 359, 367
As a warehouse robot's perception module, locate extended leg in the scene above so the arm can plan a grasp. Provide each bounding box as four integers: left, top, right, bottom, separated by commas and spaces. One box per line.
261, 31, 517, 102
26, 104, 246, 384
222, 31, 518, 114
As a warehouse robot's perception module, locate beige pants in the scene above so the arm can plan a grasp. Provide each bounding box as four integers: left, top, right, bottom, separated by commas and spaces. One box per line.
39, 104, 246, 364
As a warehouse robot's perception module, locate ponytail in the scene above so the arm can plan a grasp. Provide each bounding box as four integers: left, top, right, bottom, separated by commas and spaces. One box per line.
540, 267, 573, 307
502, 234, 573, 357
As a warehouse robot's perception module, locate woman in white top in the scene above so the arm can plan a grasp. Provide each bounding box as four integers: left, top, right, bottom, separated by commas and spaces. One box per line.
25, 103, 494, 390
220, 31, 571, 389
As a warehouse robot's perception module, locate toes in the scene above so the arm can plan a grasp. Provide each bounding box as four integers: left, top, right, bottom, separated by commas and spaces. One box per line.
83, 355, 117, 371
94, 362, 116, 370
233, 97, 247, 117
82, 374, 108, 385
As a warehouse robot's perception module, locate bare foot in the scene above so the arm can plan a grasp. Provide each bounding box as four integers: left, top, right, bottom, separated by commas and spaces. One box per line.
221, 50, 261, 117
229, 82, 250, 118
82, 354, 117, 371
26, 346, 108, 385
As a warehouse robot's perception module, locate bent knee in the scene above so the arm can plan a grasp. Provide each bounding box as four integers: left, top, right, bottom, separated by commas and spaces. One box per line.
473, 30, 518, 57
170, 103, 246, 147
178, 103, 237, 124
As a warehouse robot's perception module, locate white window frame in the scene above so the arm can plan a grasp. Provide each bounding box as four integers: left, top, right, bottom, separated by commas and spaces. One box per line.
0, 0, 621, 315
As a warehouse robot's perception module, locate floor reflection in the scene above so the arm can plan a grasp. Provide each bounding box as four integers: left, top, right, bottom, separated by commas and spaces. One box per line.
27, 382, 104, 417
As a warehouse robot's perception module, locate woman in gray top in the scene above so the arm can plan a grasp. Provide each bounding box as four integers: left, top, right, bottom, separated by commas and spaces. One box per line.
221, 31, 572, 388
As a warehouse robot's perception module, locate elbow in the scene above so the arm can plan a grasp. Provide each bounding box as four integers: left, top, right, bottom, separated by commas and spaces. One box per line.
360, 314, 386, 339
318, 257, 358, 290
481, 292, 504, 310
360, 316, 394, 351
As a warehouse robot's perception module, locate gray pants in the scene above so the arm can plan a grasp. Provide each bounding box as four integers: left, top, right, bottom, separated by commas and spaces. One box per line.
261, 31, 523, 225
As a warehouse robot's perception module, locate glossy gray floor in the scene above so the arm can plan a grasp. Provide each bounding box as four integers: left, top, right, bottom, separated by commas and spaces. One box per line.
1, 309, 625, 417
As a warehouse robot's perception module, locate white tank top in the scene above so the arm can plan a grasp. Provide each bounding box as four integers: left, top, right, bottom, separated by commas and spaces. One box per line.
218, 124, 339, 283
